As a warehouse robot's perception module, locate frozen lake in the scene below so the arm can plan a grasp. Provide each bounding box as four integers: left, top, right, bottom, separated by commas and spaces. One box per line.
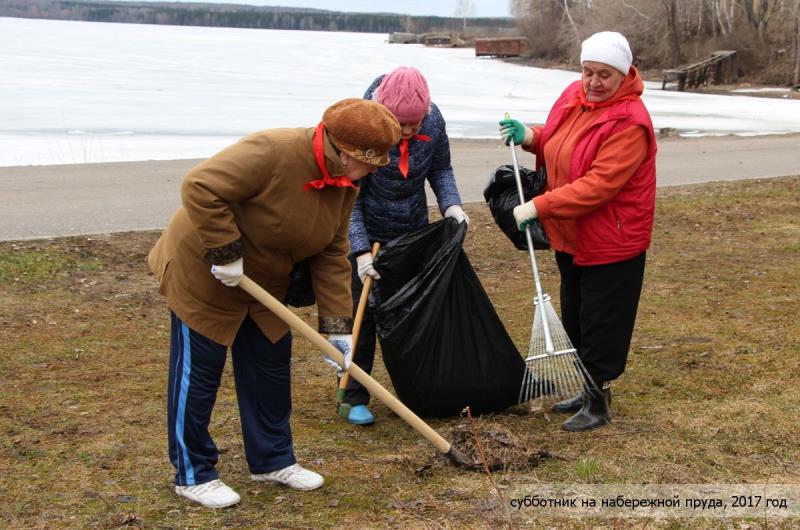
2, 16, 800, 167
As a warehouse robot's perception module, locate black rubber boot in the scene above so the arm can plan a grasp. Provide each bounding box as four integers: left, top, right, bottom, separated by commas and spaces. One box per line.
553, 386, 611, 414
552, 393, 584, 413
561, 385, 611, 432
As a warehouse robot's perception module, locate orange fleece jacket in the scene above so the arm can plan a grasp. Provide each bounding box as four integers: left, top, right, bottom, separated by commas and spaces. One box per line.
529, 73, 649, 255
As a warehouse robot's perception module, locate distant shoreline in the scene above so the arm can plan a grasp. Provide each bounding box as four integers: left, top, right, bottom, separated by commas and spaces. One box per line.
0, 3, 514, 34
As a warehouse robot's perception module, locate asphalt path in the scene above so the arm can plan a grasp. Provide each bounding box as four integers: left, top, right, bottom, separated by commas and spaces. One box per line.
1, 134, 798, 241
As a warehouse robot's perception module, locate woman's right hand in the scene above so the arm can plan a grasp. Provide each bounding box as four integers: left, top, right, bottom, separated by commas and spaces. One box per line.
499, 118, 531, 147
211, 258, 243, 287
356, 252, 381, 283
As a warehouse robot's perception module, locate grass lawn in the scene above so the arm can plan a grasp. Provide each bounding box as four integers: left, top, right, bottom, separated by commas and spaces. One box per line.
1, 176, 798, 529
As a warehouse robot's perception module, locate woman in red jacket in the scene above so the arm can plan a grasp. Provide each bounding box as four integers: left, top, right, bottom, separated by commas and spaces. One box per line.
500, 31, 657, 432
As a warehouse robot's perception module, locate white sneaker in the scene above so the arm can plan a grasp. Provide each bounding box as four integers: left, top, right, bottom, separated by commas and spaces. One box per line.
251, 463, 324, 491
175, 479, 240, 508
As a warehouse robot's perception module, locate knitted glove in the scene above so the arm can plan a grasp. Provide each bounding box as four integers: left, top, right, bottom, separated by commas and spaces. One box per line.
356, 252, 381, 283
513, 201, 538, 231
210, 258, 243, 287
323, 334, 353, 376
444, 204, 470, 225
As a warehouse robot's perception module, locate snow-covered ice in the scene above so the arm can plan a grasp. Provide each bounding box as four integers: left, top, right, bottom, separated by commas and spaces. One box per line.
2, 17, 800, 166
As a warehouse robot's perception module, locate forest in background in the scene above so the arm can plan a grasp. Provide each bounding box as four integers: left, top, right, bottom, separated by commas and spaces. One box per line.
0, 0, 514, 35
511, 0, 800, 86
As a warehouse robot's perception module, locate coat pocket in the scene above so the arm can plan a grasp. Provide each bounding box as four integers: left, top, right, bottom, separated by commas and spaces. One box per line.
610, 205, 627, 242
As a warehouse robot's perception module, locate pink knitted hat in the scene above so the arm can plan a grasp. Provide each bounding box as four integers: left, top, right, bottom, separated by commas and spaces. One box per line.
376, 67, 431, 123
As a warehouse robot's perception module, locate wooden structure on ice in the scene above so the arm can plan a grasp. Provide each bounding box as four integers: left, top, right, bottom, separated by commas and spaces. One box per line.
662, 50, 737, 91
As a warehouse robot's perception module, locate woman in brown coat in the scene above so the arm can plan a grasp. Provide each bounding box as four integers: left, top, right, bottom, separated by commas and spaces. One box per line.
147, 98, 400, 508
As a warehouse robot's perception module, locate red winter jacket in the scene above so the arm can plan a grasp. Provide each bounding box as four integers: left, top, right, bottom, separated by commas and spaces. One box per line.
529, 67, 657, 266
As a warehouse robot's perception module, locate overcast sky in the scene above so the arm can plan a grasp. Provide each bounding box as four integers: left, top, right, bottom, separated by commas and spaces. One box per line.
130, 0, 511, 17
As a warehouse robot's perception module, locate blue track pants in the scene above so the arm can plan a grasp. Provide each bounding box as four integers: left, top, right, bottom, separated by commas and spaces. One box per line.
167, 312, 296, 486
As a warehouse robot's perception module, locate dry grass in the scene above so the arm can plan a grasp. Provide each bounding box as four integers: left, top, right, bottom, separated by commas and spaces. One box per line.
1, 176, 798, 529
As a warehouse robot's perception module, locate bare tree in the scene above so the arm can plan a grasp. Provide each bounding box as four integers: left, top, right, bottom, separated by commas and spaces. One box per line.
719, 0, 735, 35
454, 0, 476, 31
742, 0, 779, 44
662, 0, 682, 66
793, 16, 799, 85
562, 0, 582, 47
793, 0, 800, 86
621, 0, 653, 21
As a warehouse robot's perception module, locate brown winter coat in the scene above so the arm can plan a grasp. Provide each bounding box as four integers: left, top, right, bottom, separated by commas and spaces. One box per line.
147, 127, 357, 346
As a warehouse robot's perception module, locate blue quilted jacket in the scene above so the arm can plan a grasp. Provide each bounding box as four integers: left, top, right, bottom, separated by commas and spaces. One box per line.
348, 75, 462, 256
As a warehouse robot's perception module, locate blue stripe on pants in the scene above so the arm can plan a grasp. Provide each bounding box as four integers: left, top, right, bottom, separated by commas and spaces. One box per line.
167, 312, 225, 486
176, 322, 195, 485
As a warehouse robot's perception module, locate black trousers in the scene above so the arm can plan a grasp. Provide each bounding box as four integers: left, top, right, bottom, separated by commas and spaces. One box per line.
555, 251, 646, 384
341, 253, 378, 406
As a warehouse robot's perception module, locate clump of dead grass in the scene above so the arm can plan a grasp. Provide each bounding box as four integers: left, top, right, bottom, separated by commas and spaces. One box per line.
448, 417, 554, 472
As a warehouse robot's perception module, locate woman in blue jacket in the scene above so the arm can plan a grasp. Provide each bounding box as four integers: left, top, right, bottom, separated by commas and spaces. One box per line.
342, 66, 468, 425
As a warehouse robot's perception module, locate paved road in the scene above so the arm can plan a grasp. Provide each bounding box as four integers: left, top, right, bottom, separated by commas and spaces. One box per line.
1, 134, 798, 241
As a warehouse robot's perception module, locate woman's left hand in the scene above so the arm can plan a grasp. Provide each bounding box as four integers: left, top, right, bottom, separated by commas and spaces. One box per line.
324, 334, 353, 375
513, 201, 538, 231
444, 205, 470, 225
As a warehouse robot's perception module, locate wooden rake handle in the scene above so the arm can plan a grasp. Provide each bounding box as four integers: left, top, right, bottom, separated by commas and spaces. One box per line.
337, 241, 380, 400
238, 274, 453, 455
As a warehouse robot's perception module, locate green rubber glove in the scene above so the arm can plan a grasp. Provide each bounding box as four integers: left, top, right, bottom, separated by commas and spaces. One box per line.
499, 117, 526, 146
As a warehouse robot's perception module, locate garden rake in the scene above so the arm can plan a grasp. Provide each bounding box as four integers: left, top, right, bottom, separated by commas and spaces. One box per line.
504, 116, 596, 404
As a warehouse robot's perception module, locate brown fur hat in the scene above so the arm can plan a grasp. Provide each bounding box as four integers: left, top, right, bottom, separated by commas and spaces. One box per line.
323, 98, 400, 166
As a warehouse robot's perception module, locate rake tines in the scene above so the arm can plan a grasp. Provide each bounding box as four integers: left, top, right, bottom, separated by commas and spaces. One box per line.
517, 295, 596, 404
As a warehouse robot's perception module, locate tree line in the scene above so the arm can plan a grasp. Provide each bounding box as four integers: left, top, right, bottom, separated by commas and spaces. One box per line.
511, 0, 800, 86
0, 0, 514, 34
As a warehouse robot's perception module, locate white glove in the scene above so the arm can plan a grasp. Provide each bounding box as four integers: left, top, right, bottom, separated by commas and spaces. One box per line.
513, 201, 538, 231
210, 257, 243, 287
324, 334, 353, 375
356, 252, 381, 283
444, 204, 470, 225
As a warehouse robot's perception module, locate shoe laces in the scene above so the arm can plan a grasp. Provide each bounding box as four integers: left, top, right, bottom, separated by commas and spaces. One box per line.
190, 479, 225, 494
272, 464, 304, 481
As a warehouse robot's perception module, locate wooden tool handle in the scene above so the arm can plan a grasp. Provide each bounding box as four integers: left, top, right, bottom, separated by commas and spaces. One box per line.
337, 241, 380, 395
238, 274, 452, 454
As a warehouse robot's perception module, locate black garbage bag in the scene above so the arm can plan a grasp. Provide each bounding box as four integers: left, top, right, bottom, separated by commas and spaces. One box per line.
371, 219, 524, 417
483, 164, 549, 250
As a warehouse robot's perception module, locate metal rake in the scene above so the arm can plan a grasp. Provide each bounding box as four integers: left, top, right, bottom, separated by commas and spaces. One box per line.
504, 124, 596, 404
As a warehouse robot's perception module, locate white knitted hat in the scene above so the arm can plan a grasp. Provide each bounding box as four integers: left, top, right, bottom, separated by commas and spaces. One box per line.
580, 31, 632, 75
